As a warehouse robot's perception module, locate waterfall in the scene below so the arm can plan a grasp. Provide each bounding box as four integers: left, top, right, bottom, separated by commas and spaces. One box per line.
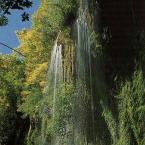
41, 1, 96, 144
41, 38, 63, 145
50, 40, 63, 144
73, 2, 96, 144
49, 41, 63, 120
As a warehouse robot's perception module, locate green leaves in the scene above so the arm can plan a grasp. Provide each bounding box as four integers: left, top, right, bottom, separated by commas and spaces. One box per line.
18, 84, 42, 118
0, 0, 33, 25
52, 83, 74, 136
0, 15, 8, 26
0, 54, 25, 144
117, 70, 145, 145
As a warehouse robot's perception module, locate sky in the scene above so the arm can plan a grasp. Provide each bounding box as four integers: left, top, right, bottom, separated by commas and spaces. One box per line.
0, 0, 40, 54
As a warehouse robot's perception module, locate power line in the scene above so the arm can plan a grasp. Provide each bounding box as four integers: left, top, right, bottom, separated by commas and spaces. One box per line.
0, 42, 25, 57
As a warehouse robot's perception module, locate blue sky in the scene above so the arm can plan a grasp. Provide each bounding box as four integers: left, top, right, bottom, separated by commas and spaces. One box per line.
0, 1, 40, 54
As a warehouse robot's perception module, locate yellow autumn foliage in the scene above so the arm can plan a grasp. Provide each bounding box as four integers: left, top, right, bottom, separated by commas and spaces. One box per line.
20, 90, 30, 98
0, 97, 9, 108
26, 62, 48, 84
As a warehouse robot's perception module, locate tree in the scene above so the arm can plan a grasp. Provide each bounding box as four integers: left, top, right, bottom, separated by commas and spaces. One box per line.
0, 0, 33, 26
0, 54, 25, 144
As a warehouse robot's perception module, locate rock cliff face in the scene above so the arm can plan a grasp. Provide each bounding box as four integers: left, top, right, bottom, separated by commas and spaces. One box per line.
100, 0, 145, 83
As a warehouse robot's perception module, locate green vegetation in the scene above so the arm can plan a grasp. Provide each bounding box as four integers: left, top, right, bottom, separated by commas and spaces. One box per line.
0, 55, 25, 144
1, 0, 145, 145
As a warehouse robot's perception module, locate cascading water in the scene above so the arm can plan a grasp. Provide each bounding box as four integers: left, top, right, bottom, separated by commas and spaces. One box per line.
73, 1, 96, 144
49, 42, 63, 120
41, 37, 63, 145
50, 41, 63, 145
41, 1, 96, 144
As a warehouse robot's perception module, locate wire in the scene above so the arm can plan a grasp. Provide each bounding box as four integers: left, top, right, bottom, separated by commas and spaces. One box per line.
0, 42, 25, 57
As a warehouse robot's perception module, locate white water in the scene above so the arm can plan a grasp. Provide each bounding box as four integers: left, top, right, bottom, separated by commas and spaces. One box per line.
41, 1, 97, 144
74, 1, 96, 144
41, 38, 63, 145
49, 41, 63, 120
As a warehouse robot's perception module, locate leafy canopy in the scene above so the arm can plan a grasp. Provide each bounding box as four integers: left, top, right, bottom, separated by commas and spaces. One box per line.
0, 0, 33, 26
